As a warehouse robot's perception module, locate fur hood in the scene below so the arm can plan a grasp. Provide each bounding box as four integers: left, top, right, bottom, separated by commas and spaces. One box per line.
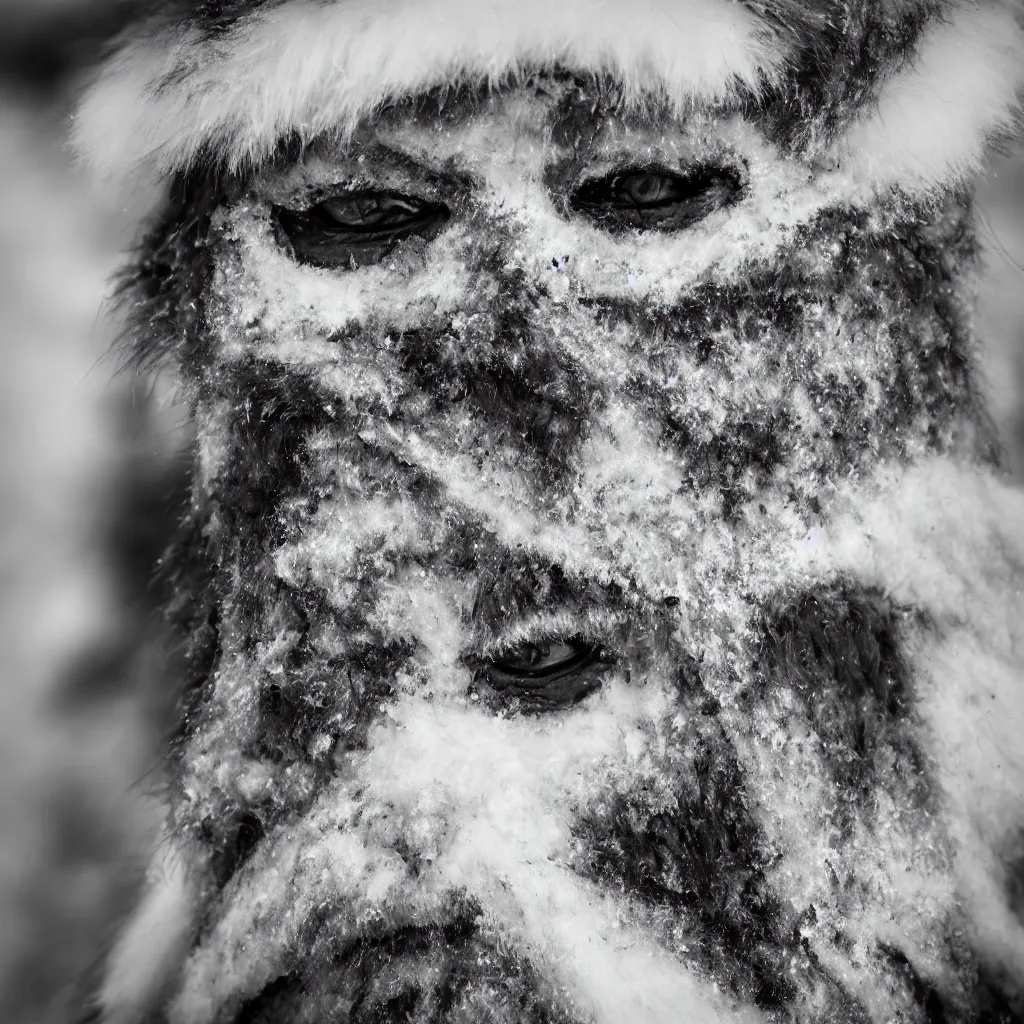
75, 0, 1024, 195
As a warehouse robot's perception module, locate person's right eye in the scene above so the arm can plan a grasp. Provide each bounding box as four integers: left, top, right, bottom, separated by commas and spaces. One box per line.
273, 190, 450, 269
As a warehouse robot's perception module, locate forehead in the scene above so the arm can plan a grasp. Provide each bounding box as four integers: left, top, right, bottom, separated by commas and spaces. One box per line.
256, 76, 713, 193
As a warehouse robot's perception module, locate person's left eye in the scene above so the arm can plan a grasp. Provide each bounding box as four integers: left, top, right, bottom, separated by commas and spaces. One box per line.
567, 163, 744, 233
273, 190, 450, 269
473, 637, 612, 712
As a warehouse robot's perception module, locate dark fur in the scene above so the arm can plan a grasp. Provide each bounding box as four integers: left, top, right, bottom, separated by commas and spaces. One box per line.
757, 0, 941, 152
234, 916, 575, 1024
755, 586, 927, 817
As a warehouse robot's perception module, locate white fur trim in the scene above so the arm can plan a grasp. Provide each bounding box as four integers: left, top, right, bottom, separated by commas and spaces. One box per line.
97, 834, 200, 1024
73, 0, 785, 188
835, 3, 1024, 192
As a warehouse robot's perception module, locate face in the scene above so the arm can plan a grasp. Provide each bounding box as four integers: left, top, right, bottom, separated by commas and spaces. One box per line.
145, 76, 1024, 1024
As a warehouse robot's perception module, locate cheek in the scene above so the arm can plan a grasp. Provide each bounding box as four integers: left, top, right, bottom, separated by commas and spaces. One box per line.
210, 203, 478, 357
356, 672, 678, 863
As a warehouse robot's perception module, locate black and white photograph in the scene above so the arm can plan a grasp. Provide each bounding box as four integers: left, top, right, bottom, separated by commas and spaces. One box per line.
2, 2, 1024, 1023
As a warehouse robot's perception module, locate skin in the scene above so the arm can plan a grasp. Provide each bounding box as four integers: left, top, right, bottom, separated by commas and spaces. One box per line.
141, 76, 1024, 1024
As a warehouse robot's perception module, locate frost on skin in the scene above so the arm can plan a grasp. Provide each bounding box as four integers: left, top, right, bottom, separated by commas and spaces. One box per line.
104, 74, 1024, 1024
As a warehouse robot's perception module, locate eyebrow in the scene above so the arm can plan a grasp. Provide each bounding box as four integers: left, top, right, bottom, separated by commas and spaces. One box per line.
475, 607, 628, 659
305, 75, 651, 173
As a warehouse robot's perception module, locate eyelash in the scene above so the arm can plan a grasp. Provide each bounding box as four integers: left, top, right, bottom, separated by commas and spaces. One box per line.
469, 636, 614, 714
566, 163, 744, 233
271, 162, 744, 270
272, 190, 450, 269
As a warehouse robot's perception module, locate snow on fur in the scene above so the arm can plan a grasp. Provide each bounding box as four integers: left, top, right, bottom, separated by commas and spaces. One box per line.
70, 1, 1024, 195
73, 0, 785, 189
73, 0, 1024, 195
79, 3, 1024, 1023
836, 3, 1024, 190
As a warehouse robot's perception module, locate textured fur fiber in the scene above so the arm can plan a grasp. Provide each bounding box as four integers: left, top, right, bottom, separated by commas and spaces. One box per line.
76, 2, 1024, 1023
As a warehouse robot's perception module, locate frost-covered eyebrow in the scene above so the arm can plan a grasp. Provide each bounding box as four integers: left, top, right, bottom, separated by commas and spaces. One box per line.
475, 608, 629, 660
259, 81, 630, 197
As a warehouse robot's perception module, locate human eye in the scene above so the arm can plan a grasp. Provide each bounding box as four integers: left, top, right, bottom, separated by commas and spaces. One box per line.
471, 636, 614, 713
567, 163, 744, 233
273, 188, 450, 269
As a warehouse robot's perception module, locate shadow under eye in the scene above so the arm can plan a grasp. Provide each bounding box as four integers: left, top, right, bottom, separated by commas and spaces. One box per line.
470, 637, 613, 714
567, 162, 744, 234
273, 190, 450, 269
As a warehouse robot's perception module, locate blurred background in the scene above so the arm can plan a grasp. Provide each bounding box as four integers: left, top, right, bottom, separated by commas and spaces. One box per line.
0, 5, 1021, 1022
1, 5, 189, 1022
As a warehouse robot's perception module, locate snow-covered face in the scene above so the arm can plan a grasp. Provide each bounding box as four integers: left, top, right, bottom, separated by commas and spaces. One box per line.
162, 79, 1024, 1024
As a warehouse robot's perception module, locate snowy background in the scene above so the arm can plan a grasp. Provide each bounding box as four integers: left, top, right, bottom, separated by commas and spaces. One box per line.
0, 3, 1021, 1021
